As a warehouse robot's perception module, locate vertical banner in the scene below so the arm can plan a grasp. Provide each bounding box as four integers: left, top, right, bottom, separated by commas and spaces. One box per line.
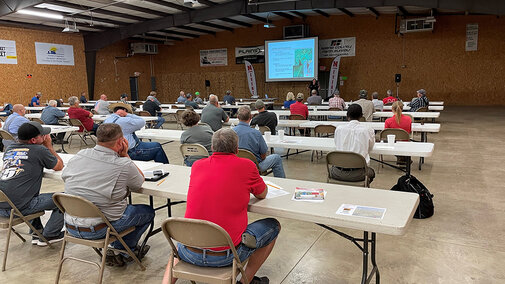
244, 60, 258, 98
0, 39, 17, 64
327, 56, 341, 97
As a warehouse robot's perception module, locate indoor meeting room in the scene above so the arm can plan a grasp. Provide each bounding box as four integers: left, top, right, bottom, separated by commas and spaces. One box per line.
0, 0, 504, 283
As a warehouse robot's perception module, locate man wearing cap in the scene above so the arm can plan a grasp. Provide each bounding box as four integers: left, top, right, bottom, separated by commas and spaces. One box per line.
143, 96, 165, 129
176, 91, 186, 103
94, 94, 111, 115
68, 96, 99, 134
408, 89, 429, 112
62, 123, 154, 266
354, 89, 375, 121
332, 104, 375, 183
149, 91, 162, 106
30, 92, 42, 107
184, 93, 199, 110
0, 121, 65, 246
223, 90, 237, 117
234, 106, 286, 178
104, 104, 169, 164
41, 100, 66, 143
307, 89, 323, 105
251, 100, 278, 135
201, 94, 229, 132
2, 104, 30, 148
194, 92, 203, 104
328, 90, 346, 110
290, 93, 309, 119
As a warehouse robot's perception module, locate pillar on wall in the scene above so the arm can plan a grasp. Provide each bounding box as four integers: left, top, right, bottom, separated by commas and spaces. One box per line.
85, 51, 96, 100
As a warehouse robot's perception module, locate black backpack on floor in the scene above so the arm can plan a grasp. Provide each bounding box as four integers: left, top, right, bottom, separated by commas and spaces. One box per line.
391, 175, 434, 219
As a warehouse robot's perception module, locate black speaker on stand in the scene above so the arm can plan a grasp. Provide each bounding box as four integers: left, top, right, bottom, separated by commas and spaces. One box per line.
395, 74, 401, 99
205, 80, 210, 98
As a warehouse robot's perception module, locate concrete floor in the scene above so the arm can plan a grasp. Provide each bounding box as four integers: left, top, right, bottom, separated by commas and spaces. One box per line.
1, 106, 505, 283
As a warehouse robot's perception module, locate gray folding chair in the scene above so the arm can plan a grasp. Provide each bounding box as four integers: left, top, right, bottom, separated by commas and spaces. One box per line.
250, 125, 271, 135
162, 217, 249, 284
67, 118, 96, 146
179, 144, 210, 166
326, 151, 370, 187
379, 128, 411, 169
0, 190, 50, 271
237, 149, 272, 176
312, 125, 336, 162
52, 193, 145, 284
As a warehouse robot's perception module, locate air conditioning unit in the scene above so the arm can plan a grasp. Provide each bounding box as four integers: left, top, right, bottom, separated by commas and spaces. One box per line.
283, 24, 309, 39
400, 18, 434, 33
130, 43, 158, 55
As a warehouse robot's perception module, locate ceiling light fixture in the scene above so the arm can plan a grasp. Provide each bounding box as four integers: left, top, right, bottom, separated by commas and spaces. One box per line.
62, 20, 79, 33
17, 9, 64, 20
263, 12, 275, 28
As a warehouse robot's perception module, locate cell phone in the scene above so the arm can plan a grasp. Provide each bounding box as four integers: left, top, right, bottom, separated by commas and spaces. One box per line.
241, 233, 257, 249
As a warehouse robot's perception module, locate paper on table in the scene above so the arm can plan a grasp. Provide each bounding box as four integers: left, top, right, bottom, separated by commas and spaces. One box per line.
263, 181, 290, 199
336, 204, 386, 219
291, 191, 327, 203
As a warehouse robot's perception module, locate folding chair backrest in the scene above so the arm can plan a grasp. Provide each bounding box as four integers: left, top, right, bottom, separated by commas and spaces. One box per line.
68, 118, 85, 130
237, 149, 260, 168
162, 218, 234, 250
289, 114, 305, 120
179, 144, 209, 159
52, 193, 106, 220
416, 106, 428, 112
358, 116, 366, 122
379, 128, 410, 142
328, 107, 343, 111
314, 125, 336, 136
30, 118, 45, 124
0, 190, 15, 207
251, 125, 270, 134
138, 111, 151, 117
326, 151, 367, 169
0, 129, 15, 140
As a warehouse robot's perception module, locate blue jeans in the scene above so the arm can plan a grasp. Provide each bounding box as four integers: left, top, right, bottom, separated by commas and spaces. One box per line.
154, 117, 165, 129
128, 141, 169, 164
259, 154, 286, 178
0, 193, 64, 238
67, 205, 154, 252
177, 218, 280, 267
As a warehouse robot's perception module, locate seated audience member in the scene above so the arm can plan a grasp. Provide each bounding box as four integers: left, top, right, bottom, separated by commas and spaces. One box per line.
223, 90, 236, 105
143, 96, 165, 129
385, 101, 412, 134
176, 91, 186, 103
165, 128, 280, 284
2, 104, 30, 148
56, 99, 64, 107
94, 94, 111, 115
120, 93, 130, 105
67, 96, 99, 134
62, 123, 154, 266
382, 90, 397, 105
184, 93, 199, 109
328, 90, 346, 110
372, 92, 384, 111
283, 92, 296, 109
332, 104, 375, 183
354, 89, 375, 121
290, 93, 309, 119
307, 89, 323, 105
149, 91, 162, 106
80, 92, 87, 103
201, 94, 229, 131
234, 106, 285, 178
180, 110, 213, 166
408, 89, 429, 112
0, 103, 13, 116
29, 92, 42, 107
251, 99, 278, 135
0, 122, 64, 245
194, 91, 203, 104
104, 104, 169, 164
41, 100, 66, 142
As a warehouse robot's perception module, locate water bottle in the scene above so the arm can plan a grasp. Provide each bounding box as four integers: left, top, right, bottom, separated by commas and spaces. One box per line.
230, 123, 235, 128
255, 125, 259, 130
265, 94, 268, 98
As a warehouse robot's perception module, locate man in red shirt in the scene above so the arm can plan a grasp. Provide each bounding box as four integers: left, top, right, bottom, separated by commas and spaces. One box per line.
165, 128, 280, 284
382, 89, 398, 105
67, 96, 99, 133
289, 93, 309, 119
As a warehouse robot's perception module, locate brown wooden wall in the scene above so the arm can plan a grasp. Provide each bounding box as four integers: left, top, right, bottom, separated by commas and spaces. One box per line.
0, 26, 87, 105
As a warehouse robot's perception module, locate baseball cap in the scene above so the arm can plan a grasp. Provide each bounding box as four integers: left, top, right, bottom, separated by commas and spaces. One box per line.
195, 91, 200, 96
255, 99, 265, 109
17, 122, 50, 140
417, 89, 426, 96
296, 93, 304, 100
36, 92, 42, 96
359, 89, 368, 99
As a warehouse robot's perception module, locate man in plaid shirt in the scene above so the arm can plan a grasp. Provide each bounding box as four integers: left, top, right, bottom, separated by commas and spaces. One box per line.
328, 90, 346, 110
408, 89, 429, 112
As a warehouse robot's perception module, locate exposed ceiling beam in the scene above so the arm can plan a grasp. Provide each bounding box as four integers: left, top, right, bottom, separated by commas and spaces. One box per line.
145, 32, 183, 41
131, 36, 165, 43
162, 30, 199, 38
178, 25, 216, 35
338, 8, 354, 17
367, 7, 380, 18
290, 11, 307, 20
113, 2, 170, 18
198, 21, 234, 31
143, 0, 193, 12
397, 6, 409, 16
49, 0, 146, 22
218, 17, 252, 27
0, 0, 44, 17
242, 13, 267, 22
197, 0, 217, 7
273, 11, 294, 20
0, 19, 61, 32
31, 7, 121, 27
313, 9, 329, 17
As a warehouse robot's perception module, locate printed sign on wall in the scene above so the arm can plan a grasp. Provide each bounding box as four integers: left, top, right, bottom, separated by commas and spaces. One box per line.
35, 42, 75, 66
235, 46, 264, 64
319, 37, 356, 58
200, 48, 228, 66
0, 40, 18, 64
466, 24, 478, 52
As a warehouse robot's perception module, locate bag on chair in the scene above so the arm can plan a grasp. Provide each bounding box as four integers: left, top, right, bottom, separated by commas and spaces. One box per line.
391, 175, 434, 219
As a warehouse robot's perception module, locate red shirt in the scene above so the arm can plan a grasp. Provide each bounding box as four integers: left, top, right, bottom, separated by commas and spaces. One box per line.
290, 101, 309, 119
382, 96, 398, 105
185, 153, 266, 248
68, 106, 94, 131
385, 115, 412, 134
